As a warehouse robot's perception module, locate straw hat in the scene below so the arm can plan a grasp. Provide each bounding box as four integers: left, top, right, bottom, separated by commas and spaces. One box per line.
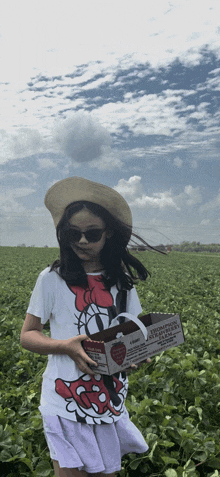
44, 177, 132, 229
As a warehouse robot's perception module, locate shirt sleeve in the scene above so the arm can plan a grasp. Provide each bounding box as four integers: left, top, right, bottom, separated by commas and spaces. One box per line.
126, 285, 142, 317
27, 267, 55, 324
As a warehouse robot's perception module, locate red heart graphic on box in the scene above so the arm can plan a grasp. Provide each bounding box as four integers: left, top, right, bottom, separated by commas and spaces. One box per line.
110, 342, 126, 365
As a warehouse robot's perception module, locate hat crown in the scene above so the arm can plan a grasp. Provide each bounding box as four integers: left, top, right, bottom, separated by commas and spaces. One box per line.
45, 177, 132, 232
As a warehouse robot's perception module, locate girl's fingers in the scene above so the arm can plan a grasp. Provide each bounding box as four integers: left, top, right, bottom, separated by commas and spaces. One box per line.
79, 346, 98, 368
77, 334, 90, 341
125, 359, 151, 373
68, 335, 98, 368
124, 363, 137, 373
74, 336, 98, 371
79, 349, 97, 367
74, 351, 97, 371
140, 358, 151, 364
78, 336, 98, 364
77, 358, 97, 375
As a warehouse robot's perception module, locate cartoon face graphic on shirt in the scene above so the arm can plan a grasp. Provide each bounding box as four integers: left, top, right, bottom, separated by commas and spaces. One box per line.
55, 274, 128, 423
69, 274, 125, 336
55, 372, 128, 424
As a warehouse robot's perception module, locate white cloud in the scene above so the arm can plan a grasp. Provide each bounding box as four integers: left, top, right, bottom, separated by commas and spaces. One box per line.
191, 160, 198, 169
0, 202, 57, 247
174, 157, 183, 167
0, 111, 113, 166
0, 0, 219, 134
53, 111, 112, 163
206, 75, 220, 91
132, 191, 179, 209
89, 147, 123, 170
0, 187, 36, 217
200, 219, 210, 225
1, 0, 220, 87
82, 74, 115, 91
0, 128, 47, 163
176, 185, 202, 207
184, 185, 203, 206
0, 1, 219, 246
200, 190, 220, 211
113, 176, 142, 196
93, 90, 190, 137
189, 102, 210, 120
1, 187, 36, 199
37, 157, 58, 169
0, 171, 38, 181
114, 176, 203, 210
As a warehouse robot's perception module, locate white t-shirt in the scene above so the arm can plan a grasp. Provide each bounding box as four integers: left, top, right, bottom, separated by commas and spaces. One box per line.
27, 267, 142, 425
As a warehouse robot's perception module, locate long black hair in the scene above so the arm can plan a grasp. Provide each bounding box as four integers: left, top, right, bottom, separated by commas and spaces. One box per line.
50, 201, 150, 290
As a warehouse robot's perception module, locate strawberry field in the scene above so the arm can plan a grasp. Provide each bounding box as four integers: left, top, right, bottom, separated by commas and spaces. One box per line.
0, 246, 220, 477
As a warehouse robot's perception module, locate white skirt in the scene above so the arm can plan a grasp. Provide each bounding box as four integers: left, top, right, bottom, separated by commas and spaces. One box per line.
41, 409, 148, 474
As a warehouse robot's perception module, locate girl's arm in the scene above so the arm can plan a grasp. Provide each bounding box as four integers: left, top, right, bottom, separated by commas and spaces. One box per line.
20, 313, 98, 375
20, 313, 62, 354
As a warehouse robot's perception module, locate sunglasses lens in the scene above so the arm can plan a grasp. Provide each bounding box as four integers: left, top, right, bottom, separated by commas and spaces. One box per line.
66, 229, 105, 243
85, 229, 104, 242
67, 230, 81, 242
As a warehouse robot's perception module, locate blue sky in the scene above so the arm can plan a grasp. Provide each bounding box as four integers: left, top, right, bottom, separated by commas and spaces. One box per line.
0, 0, 220, 247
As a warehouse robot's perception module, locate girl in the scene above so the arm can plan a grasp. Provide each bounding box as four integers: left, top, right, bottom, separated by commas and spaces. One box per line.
20, 177, 150, 477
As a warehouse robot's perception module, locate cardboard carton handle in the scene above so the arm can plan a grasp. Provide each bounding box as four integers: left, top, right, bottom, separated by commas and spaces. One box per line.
110, 313, 148, 340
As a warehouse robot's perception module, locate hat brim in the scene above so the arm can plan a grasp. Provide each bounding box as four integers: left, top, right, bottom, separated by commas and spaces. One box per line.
44, 176, 132, 230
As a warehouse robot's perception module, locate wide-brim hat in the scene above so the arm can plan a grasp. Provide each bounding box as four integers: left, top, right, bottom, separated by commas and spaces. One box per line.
44, 176, 132, 230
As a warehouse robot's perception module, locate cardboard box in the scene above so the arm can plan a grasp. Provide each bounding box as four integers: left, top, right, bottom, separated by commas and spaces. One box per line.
83, 312, 185, 375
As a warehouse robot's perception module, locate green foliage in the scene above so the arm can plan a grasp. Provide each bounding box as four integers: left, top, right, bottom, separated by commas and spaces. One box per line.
171, 242, 220, 253
0, 247, 220, 476
0, 247, 58, 477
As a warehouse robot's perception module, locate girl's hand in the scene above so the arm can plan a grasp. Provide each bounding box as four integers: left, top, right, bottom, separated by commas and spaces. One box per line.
64, 335, 98, 375
125, 358, 151, 374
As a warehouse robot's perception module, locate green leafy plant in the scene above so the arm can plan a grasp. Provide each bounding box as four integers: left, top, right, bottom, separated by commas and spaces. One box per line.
0, 247, 220, 476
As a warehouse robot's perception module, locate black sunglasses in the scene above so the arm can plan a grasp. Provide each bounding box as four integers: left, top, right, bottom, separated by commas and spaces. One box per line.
65, 228, 106, 243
